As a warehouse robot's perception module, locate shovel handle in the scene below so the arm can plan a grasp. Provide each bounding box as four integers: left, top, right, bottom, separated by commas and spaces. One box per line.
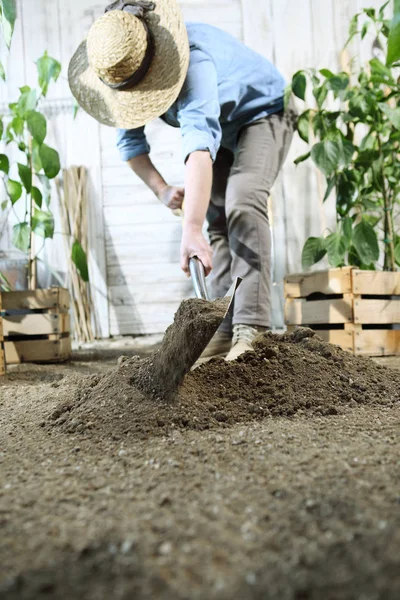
189, 257, 210, 301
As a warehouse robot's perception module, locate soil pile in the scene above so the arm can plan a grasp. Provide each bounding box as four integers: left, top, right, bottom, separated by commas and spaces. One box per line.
48, 327, 400, 440
133, 297, 229, 401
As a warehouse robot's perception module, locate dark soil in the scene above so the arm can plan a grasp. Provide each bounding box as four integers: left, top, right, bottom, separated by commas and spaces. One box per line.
0, 329, 399, 599
47, 328, 400, 440
133, 297, 229, 401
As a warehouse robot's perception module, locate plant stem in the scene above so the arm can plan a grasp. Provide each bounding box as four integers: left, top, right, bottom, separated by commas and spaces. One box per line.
376, 130, 396, 271
28, 136, 37, 290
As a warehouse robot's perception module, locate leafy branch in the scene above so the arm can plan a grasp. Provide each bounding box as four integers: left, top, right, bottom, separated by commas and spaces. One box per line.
287, 1, 400, 272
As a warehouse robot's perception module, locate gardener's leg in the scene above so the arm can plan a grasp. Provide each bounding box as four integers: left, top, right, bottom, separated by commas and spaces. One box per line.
225, 105, 296, 358
196, 148, 234, 363
206, 147, 234, 303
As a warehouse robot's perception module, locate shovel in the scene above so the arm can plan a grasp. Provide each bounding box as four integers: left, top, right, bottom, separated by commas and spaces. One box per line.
135, 251, 241, 401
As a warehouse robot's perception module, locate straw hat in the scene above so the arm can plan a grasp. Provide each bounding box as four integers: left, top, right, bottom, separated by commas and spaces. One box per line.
68, 0, 189, 129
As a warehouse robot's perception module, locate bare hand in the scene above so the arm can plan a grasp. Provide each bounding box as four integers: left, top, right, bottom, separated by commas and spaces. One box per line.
157, 185, 184, 211
180, 226, 213, 277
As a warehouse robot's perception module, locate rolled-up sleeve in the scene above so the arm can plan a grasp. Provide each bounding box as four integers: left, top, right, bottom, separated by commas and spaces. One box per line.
116, 126, 151, 162
177, 48, 222, 162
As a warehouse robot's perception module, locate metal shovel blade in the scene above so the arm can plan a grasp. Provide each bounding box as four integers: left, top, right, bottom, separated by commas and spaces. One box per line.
137, 259, 241, 401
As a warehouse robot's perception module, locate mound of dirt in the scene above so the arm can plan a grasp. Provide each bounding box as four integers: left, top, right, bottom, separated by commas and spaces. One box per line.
48, 327, 400, 440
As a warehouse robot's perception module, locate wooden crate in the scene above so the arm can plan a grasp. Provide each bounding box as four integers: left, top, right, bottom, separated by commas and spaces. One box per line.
0, 294, 5, 375
0, 288, 71, 364
284, 267, 400, 357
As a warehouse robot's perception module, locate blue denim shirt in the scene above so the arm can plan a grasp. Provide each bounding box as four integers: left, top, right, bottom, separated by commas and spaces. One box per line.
116, 22, 286, 163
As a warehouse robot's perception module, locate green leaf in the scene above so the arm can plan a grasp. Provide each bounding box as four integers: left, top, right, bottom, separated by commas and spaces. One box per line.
1, 200, 8, 211
313, 84, 328, 108
0, 270, 12, 291
340, 138, 356, 168
363, 8, 375, 19
284, 84, 292, 110
31, 209, 54, 238
71, 240, 89, 282
319, 68, 335, 79
326, 72, 349, 96
6, 179, 22, 204
378, 103, 400, 129
0, 60, 5, 81
395, 241, 400, 266
369, 57, 394, 84
10, 116, 24, 137
353, 220, 379, 264
380, 1, 390, 19
72, 99, 80, 120
323, 176, 336, 202
302, 237, 327, 270
36, 51, 61, 97
349, 93, 374, 120
294, 151, 311, 166
342, 217, 353, 248
37, 173, 51, 206
32, 140, 43, 173
311, 140, 341, 177
0, 153, 9, 174
346, 14, 359, 47
39, 144, 60, 179
26, 111, 47, 144
324, 232, 347, 267
297, 110, 311, 143
31, 186, 42, 208
361, 21, 369, 39
0, 118, 3, 139
292, 71, 307, 101
17, 87, 37, 118
17, 162, 32, 192
12, 222, 30, 253
387, 0, 400, 65
0, 0, 17, 49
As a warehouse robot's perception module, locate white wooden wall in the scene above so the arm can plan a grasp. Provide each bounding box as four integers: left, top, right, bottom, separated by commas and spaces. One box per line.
0, 0, 384, 336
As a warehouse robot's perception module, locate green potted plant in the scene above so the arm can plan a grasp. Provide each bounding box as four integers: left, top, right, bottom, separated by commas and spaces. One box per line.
0, 1, 88, 364
284, 1, 400, 356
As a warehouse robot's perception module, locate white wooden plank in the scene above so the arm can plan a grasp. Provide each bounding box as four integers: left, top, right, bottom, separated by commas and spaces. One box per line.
104, 203, 180, 227
107, 262, 185, 287
241, 0, 274, 58
109, 302, 181, 336
103, 185, 160, 207
109, 281, 192, 306
106, 242, 182, 267
105, 223, 184, 247
181, 1, 243, 39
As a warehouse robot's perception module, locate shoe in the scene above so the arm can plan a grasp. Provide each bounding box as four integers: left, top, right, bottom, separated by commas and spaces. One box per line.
193, 331, 232, 368
225, 324, 265, 362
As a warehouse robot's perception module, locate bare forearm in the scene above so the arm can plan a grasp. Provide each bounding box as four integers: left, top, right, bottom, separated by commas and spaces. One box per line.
127, 154, 167, 197
183, 151, 213, 231
180, 151, 213, 276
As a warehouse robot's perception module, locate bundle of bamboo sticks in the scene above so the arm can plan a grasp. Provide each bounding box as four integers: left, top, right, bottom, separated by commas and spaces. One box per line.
57, 166, 99, 342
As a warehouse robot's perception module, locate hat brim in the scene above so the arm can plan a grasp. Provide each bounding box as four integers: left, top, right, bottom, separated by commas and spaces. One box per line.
68, 0, 189, 129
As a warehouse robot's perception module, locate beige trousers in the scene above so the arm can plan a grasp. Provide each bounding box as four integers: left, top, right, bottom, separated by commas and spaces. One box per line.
207, 104, 296, 330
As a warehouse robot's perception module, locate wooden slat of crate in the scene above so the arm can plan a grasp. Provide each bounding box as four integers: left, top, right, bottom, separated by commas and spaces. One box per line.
308, 329, 354, 353
285, 297, 353, 325
1, 288, 70, 311
352, 270, 400, 295
284, 267, 353, 298
353, 330, 400, 356
0, 294, 4, 376
353, 299, 400, 325
3, 312, 70, 336
4, 336, 71, 364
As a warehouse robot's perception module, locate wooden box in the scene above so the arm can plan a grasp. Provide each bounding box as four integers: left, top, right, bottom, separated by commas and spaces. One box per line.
0, 287, 71, 364
0, 294, 5, 375
284, 267, 400, 356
